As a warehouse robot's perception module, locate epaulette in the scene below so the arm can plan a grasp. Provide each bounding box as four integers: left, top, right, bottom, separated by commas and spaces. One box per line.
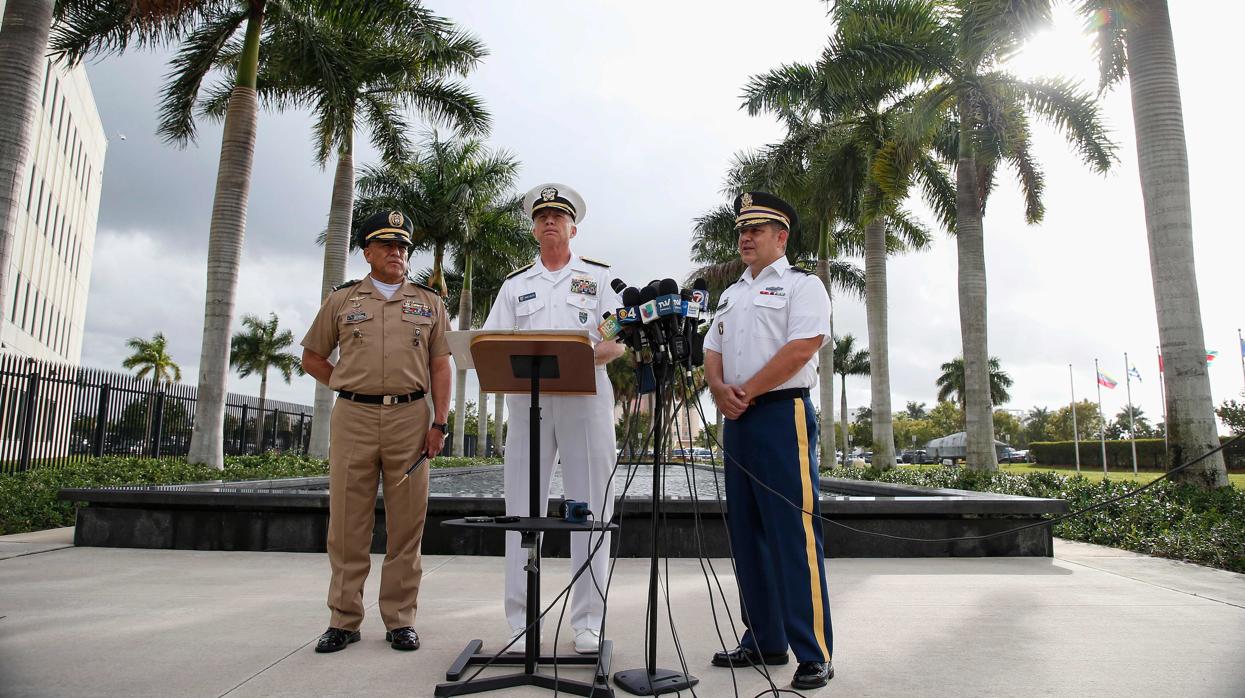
506, 263, 535, 279
411, 280, 439, 295
332, 279, 360, 291
580, 256, 609, 268
789, 265, 813, 275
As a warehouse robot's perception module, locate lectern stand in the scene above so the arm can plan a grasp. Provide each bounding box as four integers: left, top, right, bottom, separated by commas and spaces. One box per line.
435, 332, 615, 698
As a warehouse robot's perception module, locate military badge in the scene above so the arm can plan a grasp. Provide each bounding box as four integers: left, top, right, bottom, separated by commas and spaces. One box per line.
579, 311, 588, 324
541, 186, 558, 201
402, 301, 433, 318
717, 321, 724, 335
570, 275, 598, 295
389, 211, 404, 227
741, 192, 753, 207
759, 286, 786, 297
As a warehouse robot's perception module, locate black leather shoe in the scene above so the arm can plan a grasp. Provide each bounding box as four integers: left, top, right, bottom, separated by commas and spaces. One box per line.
791, 660, 834, 689
314, 627, 360, 653
711, 646, 789, 667
386, 626, 420, 651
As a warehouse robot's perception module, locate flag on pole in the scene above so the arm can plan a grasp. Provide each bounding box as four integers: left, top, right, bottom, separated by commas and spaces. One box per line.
1206, 350, 1218, 363
1128, 366, 1142, 383
1158, 352, 1164, 373
1097, 371, 1118, 389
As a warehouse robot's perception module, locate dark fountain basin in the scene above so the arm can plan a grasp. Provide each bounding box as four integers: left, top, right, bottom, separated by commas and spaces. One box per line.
59, 464, 1067, 558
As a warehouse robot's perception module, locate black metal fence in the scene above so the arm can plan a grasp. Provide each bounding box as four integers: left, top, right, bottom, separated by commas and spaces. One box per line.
0, 352, 314, 474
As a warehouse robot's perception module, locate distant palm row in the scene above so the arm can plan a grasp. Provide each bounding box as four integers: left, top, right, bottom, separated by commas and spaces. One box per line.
685, 0, 1227, 487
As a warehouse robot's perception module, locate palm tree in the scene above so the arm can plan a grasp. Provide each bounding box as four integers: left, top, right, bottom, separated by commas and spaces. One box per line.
122, 332, 183, 445
743, 40, 952, 469
354, 133, 521, 454
230, 313, 304, 451
825, 0, 1115, 469
50, 1, 410, 469
0, 1, 55, 334
1073, 1, 1225, 487
200, 9, 491, 458
833, 335, 870, 463
936, 357, 1013, 409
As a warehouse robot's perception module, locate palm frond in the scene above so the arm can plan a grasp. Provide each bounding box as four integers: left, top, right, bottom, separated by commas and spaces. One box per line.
154, 7, 248, 145
1012, 76, 1117, 173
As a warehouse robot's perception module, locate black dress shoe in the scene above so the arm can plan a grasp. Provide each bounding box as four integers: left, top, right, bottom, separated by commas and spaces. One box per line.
791, 660, 834, 689
711, 646, 789, 667
386, 626, 420, 651
315, 627, 360, 653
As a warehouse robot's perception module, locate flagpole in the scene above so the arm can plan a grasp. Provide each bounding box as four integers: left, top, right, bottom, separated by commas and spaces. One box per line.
1238, 328, 1244, 392
1069, 363, 1080, 474
1157, 345, 1168, 456
1124, 352, 1138, 475
1095, 358, 1107, 474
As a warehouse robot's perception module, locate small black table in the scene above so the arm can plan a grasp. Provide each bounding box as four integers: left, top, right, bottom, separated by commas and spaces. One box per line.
433, 516, 619, 698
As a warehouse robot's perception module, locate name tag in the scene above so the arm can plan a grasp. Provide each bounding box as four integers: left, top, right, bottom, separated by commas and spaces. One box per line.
519, 292, 537, 303
570, 275, 598, 295
345, 311, 370, 324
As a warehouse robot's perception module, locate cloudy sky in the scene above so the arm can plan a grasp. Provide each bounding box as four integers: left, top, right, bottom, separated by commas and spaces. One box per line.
80, 1, 1243, 428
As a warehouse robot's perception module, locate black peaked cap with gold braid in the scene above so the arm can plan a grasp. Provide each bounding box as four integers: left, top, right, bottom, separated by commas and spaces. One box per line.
732, 191, 799, 234
356, 209, 414, 249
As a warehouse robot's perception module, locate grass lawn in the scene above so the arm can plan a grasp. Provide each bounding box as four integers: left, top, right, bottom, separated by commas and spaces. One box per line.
997, 462, 1245, 488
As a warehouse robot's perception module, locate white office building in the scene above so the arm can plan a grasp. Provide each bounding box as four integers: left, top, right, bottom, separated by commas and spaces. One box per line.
0, 13, 106, 364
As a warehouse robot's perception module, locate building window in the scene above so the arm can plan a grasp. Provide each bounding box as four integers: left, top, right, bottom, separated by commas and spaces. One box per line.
41, 61, 51, 106
21, 282, 31, 331
34, 179, 45, 225
9, 273, 20, 322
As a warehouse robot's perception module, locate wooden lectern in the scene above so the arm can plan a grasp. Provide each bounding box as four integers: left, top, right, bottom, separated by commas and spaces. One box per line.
435, 331, 616, 698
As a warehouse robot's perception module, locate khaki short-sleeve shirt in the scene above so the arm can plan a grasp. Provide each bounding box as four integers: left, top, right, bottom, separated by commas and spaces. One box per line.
301, 276, 450, 395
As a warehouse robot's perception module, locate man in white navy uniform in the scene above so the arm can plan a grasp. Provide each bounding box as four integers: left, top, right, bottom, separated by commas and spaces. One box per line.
703, 191, 835, 689
481, 183, 625, 654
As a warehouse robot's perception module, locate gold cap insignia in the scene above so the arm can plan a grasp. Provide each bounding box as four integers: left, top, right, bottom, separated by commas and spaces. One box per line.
741, 193, 753, 208
388, 211, 404, 227
541, 187, 558, 202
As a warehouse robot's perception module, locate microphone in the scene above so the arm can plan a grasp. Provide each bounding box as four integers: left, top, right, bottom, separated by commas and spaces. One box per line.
638, 285, 660, 326
691, 278, 709, 316
611, 278, 627, 294
598, 311, 622, 341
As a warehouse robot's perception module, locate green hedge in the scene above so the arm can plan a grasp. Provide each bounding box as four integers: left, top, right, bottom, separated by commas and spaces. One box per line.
833, 466, 1245, 573
1030, 438, 1245, 469
0, 454, 502, 536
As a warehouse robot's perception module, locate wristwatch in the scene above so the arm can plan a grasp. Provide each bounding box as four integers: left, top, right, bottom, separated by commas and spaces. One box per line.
431, 422, 448, 433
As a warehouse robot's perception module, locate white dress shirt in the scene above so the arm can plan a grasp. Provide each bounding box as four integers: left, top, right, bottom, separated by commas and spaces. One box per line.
482, 254, 624, 352
702, 256, 831, 391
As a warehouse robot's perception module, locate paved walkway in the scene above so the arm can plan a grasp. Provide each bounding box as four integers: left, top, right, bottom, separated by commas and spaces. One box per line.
1, 529, 1242, 697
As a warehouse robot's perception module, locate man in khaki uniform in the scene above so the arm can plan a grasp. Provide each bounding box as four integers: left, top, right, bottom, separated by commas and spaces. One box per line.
301, 210, 451, 654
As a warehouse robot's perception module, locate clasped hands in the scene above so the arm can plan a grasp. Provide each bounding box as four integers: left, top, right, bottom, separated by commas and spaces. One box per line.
710, 382, 750, 420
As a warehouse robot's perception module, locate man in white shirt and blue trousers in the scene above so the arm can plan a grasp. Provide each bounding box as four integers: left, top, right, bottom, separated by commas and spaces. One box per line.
703, 191, 835, 690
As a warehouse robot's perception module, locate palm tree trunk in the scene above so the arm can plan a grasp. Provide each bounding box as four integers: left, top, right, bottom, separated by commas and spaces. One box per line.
256, 368, 268, 452
864, 217, 896, 469
492, 391, 504, 457
476, 380, 486, 457
452, 248, 472, 456
1125, 0, 1226, 487
840, 373, 849, 460
816, 249, 836, 467
309, 132, 354, 459
0, 0, 53, 336
187, 7, 265, 470
955, 103, 998, 471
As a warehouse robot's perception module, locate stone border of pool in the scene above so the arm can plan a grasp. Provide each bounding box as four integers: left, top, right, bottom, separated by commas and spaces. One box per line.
59, 465, 1068, 557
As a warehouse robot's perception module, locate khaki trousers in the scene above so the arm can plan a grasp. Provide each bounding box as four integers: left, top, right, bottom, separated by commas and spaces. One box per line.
326, 398, 430, 631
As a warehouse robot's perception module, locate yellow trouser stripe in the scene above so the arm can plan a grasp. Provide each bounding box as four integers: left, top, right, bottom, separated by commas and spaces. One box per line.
794, 399, 830, 661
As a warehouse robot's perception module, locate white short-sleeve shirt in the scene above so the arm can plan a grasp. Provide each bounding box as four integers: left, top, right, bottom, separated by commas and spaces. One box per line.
482, 254, 624, 352
702, 256, 831, 390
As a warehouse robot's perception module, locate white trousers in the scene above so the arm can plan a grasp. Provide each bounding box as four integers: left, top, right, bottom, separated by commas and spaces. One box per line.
503, 367, 616, 633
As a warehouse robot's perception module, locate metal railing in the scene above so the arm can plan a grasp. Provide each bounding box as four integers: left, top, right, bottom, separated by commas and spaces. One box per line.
0, 352, 313, 474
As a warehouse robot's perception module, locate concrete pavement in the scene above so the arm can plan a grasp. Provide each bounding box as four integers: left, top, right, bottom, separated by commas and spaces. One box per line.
1, 529, 1242, 697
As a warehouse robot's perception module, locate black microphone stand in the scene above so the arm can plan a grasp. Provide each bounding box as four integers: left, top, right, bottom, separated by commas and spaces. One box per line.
613, 351, 698, 695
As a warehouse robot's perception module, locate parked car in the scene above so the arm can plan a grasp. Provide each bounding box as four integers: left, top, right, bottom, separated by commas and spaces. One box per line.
1002, 448, 1031, 463
900, 449, 931, 464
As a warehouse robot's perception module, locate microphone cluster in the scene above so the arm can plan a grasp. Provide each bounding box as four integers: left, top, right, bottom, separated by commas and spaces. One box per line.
598, 277, 708, 386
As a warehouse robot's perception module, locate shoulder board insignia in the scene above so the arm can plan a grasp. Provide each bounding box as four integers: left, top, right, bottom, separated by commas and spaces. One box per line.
332, 279, 360, 291
506, 263, 535, 279
406, 278, 440, 295
580, 256, 609, 268
789, 265, 813, 275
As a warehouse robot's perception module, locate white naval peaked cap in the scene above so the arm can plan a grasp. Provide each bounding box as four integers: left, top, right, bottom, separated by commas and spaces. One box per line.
522, 183, 586, 224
